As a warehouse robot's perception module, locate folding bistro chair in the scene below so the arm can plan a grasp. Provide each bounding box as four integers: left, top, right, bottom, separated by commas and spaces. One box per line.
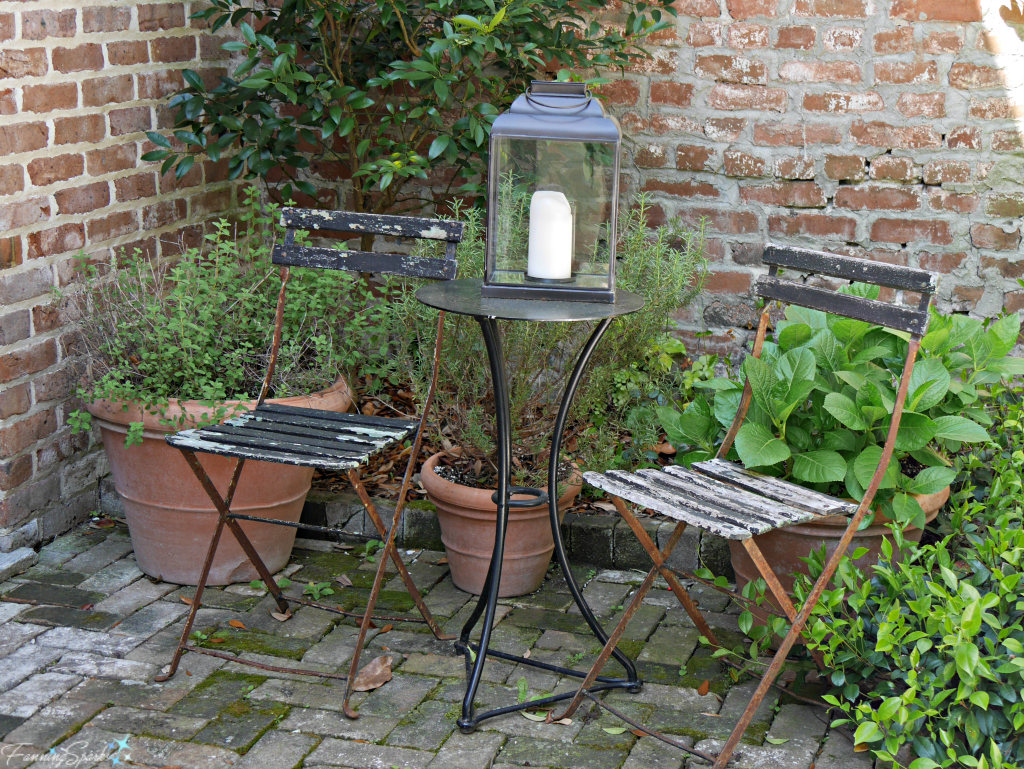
553, 244, 937, 768
156, 208, 462, 717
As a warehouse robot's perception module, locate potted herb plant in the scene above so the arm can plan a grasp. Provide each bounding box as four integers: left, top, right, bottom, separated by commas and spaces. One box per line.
659, 284, 1023, 616
380, 200, 707, 596
65, 191, 391, 585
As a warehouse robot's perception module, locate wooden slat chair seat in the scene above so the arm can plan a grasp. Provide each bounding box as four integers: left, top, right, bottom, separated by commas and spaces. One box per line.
167, 404, 419, 470
586, 462, 857, 540
156, 208, 463, 719
554, 243, 938, 769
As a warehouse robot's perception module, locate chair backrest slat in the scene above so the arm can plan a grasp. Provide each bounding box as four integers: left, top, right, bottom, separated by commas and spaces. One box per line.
763, 244, 936, 293
273, 207, 463, 281
280, 208, 464, 242
756, 275, 929, 335
273, 245, 458, 281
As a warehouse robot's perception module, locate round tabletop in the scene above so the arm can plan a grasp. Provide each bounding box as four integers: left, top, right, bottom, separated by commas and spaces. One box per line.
415, 278, 644, 322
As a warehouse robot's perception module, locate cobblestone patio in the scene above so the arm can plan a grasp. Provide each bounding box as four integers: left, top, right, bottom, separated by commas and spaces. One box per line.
0, 522, 874, 769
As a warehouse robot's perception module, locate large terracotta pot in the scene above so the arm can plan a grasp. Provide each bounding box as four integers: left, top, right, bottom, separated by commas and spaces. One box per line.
729, 486, 950, 629
89, 378, 352, 585
421, 452, 582, 597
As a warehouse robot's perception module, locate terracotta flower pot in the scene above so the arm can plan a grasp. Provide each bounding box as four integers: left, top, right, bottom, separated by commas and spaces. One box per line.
728, 486, 950, 633
421, 452, 582, 597
88, 377, 352, 586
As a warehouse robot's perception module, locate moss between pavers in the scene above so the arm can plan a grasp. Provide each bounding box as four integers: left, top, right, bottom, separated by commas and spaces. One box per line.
288, 550, 362, 582
504, 608, 590, 634
172, 671, 268, 719
172, 586, 263, 612
18, 606, 119, 631
192, 698, 290, 753
675, 649, 732, 696
15, 568, 90, 586
195, 628, 311, 661
6, 582, 106, 607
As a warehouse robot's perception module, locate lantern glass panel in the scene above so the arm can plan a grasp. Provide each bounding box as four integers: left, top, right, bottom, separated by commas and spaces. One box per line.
489, 137, 616, 294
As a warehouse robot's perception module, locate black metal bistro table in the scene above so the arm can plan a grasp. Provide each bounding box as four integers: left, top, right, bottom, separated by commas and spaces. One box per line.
415, 277, 644, 731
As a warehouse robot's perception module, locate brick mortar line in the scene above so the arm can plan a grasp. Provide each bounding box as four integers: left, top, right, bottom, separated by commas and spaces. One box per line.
3, 181, 236, 239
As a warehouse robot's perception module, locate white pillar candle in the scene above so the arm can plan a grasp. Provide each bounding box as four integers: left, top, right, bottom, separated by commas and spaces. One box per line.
527, 190, 573, 281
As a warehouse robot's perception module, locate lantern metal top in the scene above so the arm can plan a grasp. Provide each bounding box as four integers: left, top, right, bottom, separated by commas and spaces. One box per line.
490, 81, 621, 144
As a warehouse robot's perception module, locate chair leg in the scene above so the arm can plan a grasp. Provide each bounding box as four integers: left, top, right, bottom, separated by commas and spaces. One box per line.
154, 509, 227, 682
552, 520, 688, 721
342, 467, 453, 719
348, 470, 452, 640
713, 539, 847, 768
156, 451, 254, 682
740, 539, 825, 670
612, 497, 721, 648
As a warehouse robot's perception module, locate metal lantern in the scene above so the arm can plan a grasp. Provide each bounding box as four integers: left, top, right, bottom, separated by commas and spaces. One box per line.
482, 81, 621, 303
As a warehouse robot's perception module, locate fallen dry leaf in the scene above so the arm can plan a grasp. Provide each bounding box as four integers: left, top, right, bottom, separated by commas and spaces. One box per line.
366, 619, 377, 629
854, 744, 870, 753
89, 519, 116, 529
335, 575, 353, 588
591, 500, 617, 512
697, 679, 710, 697
654, 441, 676, 455
523, 649, 531, 659
335, 544, 355, 551
81, 603, 94, 611
631, 728, 646, 737
209, 638, 225, 644
522, 711, 548, 722
436, 557, 448, 565
180, 596, 193, 606
552, 717, 572, 726
271, 611, 292, 622
351, 655, 393, 692
379, 624, 393, 634
184, 670, 192, 676
228, 620, 246, 630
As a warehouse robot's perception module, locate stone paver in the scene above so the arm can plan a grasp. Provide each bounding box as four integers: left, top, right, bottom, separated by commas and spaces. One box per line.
427, 730, 506, 769
0, 673, 80, 718
94, 578, 177, 615
63, 537, 134, 574
281, 706, 399, 742
0, 549, 37, 583
2, 696, 105, 749
0, 522, 852, 769
91, 705, 209, 740
0, 645, 64, 695
75, 558, 144, 595
236, 729, 319, 768
0, 623, 47, 657
50, 652, 157, 682
34, 627, 145, 658
305, 738, 434, 768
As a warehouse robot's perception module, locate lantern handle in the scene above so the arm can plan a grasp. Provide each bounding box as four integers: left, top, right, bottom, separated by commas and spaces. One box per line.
525, 81, 593, 110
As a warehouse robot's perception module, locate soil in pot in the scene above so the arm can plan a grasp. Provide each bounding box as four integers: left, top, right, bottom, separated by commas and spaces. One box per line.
90, 378, 352, 586
421, 452, 582, 597
729, 486, 950, 636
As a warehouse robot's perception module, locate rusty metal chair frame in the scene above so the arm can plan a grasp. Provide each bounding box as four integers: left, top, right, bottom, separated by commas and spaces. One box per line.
155, 209, 463, 717
552, 244, 937, 768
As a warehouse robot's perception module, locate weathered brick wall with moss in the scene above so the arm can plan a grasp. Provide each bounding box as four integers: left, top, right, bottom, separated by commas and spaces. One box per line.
597, 0, 1024, 358
0, 0, 239, 549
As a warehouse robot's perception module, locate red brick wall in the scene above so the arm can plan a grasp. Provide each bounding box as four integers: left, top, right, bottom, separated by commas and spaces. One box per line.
603, 0, 1024, 357
0, 0, 238, 549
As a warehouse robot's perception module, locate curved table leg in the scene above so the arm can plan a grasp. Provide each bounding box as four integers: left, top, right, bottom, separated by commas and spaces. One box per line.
548, 318, 640, 688
457, 317, 511, 732
455, 316, 640, 733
